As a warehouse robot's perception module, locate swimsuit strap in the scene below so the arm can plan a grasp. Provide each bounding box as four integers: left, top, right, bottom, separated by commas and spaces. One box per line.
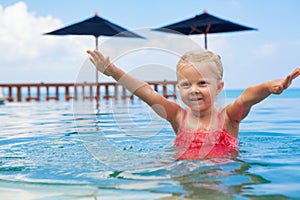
181, 109, 189, 130
217, 108, 223, 130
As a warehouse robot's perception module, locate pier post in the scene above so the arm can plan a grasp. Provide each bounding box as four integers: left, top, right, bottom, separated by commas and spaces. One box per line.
17, 86, 22, 102
7, 86, 14, 102
65, 85, 71, 101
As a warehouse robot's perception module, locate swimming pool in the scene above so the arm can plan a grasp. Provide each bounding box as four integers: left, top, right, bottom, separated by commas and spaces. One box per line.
0, 89, 299, 199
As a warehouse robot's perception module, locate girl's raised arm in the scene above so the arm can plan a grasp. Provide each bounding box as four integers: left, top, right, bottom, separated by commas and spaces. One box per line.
226, 67, 300, 123
87, 50, 181, 124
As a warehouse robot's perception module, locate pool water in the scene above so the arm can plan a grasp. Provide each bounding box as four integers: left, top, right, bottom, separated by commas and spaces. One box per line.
0, 89, 299, 199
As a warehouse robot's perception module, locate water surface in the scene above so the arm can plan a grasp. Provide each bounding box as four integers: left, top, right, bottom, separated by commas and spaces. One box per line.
0, 89, 299, 199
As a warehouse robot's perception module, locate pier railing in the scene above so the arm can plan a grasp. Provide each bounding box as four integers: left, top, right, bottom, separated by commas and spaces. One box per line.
0, 81, 177, 102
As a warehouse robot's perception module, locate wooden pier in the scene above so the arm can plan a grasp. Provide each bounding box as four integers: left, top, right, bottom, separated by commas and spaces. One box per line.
0, 81, 177, 103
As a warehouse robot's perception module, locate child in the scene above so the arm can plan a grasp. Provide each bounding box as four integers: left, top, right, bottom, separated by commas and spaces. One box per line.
87, 49, 300, 160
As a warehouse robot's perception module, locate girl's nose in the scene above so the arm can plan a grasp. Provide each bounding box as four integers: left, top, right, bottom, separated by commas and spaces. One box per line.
190, 85, 200, 94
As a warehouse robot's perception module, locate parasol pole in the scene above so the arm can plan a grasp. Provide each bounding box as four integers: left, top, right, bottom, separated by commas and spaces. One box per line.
204, 33, 207, 49
95, 12, 100, 111
95, 36, 100, 111
204, 9, 208, 50
204, 23, 211, 50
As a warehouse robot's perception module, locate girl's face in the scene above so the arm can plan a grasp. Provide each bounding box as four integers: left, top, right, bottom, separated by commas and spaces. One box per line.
177, 63, 224, 113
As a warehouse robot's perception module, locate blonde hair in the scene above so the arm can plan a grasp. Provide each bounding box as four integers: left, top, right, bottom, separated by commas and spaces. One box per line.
176, 50, 223, 80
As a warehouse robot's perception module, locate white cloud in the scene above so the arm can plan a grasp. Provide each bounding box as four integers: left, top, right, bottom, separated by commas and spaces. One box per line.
0, 1, 91, 82
0, 2, 61, 62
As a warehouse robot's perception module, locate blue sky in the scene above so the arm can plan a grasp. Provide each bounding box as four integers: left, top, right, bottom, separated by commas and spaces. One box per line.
0, 0, 299, 89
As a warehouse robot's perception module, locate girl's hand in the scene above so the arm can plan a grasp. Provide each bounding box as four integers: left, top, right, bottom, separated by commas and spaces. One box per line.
87, 50, 114, 76
269, 67, 300, 94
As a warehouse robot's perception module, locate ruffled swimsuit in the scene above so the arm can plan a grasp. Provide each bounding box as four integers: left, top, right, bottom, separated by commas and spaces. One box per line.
174, 109, 238, 160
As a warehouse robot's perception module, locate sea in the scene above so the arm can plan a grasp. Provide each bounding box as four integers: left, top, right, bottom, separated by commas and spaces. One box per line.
0, 89, 299, 200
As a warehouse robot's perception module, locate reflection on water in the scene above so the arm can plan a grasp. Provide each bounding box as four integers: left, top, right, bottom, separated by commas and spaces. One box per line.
0, 92, 299, 199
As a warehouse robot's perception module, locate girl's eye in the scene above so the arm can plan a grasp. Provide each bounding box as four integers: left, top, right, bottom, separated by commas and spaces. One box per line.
198, 81, 207, 86
180, 82, 190, 88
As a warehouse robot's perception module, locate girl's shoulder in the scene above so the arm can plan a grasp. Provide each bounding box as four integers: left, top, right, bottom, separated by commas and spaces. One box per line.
169, 107, 185, 134
220, 106, 240, 138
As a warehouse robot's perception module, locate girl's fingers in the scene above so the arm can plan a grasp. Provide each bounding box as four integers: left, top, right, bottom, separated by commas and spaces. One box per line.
89, 57, 96, 66
94, 50, 106, 61
290, 67, 300, 80
292, 67, 300, 79
87, 50, 110, 67
281, 67, 300, 89
87, 50, 97, 61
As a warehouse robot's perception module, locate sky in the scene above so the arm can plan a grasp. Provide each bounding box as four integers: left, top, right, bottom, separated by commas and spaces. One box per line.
0, 0, 299, 89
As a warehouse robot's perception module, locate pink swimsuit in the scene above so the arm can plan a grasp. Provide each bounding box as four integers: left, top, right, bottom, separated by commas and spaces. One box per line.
174, 109, 238, 160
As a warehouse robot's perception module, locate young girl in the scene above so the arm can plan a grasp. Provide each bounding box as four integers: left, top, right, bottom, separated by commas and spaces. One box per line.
87, 49, 300, 160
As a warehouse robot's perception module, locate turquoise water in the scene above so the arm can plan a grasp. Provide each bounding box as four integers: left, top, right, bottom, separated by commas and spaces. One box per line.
0, 89, 299, 199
